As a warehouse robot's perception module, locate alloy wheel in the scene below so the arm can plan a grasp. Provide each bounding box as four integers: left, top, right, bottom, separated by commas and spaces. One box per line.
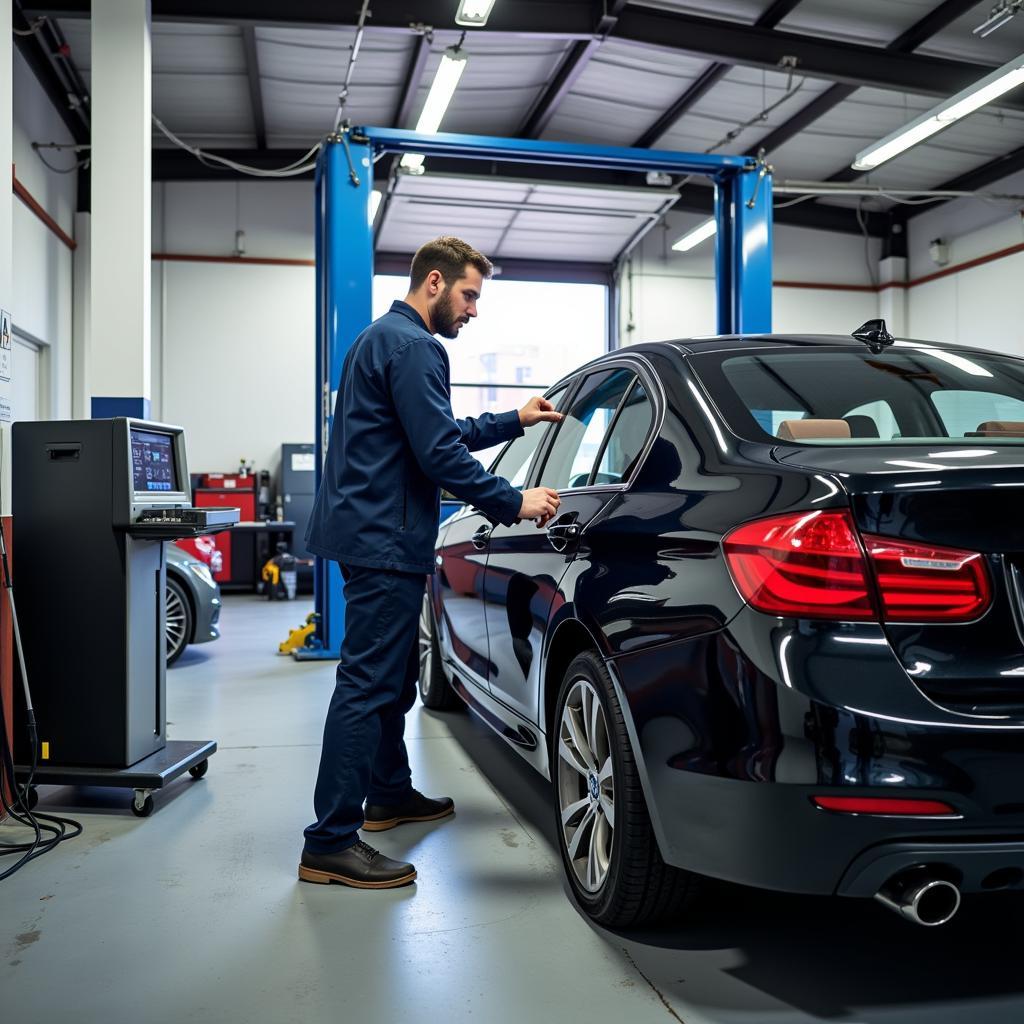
418, 594, 433, 702
557, 678, 615, 893
165, 584, 187, 661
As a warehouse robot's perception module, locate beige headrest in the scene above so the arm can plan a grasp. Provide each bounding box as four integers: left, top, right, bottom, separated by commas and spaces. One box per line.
777, 419, 852, 441
973, 421, 1024, 437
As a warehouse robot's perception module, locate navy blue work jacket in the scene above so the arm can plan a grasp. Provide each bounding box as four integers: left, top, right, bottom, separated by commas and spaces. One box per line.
306, 301, 524, 574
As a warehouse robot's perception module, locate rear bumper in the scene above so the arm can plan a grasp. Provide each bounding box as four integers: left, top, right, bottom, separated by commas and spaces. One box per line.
638, 762, 1024, 895
839, 838, 1024, 897
606, 618, 1024, 896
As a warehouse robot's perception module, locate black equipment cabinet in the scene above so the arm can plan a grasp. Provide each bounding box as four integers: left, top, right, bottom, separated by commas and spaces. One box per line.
12, 418, 239, 808
280, 443, 315, 592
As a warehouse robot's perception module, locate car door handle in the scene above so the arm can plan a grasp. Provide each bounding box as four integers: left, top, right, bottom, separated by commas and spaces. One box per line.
471, 524, 493, 550
546, 513, 581, 553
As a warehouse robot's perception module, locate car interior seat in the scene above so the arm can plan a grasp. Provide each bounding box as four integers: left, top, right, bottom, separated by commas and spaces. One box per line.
843, 415, 880, 438
967, 420, 1024, 437
776, 419, 852, 441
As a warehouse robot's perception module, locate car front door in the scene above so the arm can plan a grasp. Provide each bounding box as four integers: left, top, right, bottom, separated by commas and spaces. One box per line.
484, 367, 657, 721
436, 397, 559, 690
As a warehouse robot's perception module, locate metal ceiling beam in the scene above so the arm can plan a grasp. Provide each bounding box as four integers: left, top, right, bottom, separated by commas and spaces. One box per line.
517, 0, 628, 139
747, 0, 987, 158
612, 7, 1024, 107
898, 144, 1024, 221
240, 26, 266, 150
153, 148, 314, 180
27, 1, 1021, 106
26, 0, 599, 35
393, 31, 431, 128
632, 0, 805, 150
152, 147, 887, 235
13, 5, 90, 145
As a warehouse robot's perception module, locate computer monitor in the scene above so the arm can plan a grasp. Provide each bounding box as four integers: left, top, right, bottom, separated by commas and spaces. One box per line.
130, 427, 178, 493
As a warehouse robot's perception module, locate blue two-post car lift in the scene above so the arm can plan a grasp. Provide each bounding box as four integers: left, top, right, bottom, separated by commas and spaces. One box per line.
301, 125, 774, 658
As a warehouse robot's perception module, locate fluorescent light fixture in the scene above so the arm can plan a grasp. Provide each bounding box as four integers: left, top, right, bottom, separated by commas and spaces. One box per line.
456, 0, 497, 26
671, 218, 717, 252
853, 51, 1024, 171
369, 189, 382, 224
400, 46, 469, 172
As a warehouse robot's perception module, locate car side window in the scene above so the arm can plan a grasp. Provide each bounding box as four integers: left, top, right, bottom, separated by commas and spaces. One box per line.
593, 380, 654, 485
489, 386, 568, 488
538, 369, 636, 490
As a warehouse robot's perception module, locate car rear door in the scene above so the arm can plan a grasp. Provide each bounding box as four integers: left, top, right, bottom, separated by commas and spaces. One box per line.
484, 364, 658, 720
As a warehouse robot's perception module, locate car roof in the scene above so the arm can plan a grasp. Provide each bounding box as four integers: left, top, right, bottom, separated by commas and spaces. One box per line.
545, 335, 1021, 394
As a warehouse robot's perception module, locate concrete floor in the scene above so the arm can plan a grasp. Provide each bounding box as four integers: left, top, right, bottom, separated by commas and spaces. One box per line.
4, 595, 1024, 1023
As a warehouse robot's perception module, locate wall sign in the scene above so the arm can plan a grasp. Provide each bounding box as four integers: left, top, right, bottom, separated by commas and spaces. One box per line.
0, 310, 10, 383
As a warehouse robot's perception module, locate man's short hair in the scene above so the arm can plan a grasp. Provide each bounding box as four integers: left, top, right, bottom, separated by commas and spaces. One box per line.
409, 236, 493, 290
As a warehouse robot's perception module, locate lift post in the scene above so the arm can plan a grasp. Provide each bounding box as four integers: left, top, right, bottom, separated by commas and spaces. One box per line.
308, 126, 774, 657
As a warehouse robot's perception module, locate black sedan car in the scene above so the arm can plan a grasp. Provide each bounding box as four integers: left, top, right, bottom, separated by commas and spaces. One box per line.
419, 324, 1024, 929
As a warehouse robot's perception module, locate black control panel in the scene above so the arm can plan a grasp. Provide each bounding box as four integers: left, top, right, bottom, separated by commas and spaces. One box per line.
136, 507, 238, 529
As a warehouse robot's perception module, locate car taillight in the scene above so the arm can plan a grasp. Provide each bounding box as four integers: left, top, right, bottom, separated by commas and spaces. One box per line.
723, 510, 991, 623
722, 511, 876, 620
862, 534, 991, 622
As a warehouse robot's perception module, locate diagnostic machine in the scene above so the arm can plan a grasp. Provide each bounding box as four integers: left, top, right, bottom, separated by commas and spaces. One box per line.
12, 418, 239, 815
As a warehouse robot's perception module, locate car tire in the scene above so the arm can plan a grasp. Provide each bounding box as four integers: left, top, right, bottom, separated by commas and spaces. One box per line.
166, 575, 193, 667
418, 590, 461, 710
553, 651, 701, 928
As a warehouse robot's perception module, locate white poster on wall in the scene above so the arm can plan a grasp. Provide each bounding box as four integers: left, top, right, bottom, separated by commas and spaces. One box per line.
0, 310, 11, 383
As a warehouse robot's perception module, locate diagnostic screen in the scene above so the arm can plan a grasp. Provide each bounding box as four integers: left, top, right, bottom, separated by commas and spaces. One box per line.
130, 429, 178, 492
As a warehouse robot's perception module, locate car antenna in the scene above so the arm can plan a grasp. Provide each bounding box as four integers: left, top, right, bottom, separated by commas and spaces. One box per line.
852, 319, 895, 355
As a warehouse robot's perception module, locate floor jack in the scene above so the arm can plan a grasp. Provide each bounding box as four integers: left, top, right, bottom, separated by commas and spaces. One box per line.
279, 612, 322, 656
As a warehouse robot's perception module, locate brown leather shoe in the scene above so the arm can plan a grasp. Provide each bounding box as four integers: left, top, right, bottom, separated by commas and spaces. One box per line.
298, 840, 416, 889
363, 789, 455, 832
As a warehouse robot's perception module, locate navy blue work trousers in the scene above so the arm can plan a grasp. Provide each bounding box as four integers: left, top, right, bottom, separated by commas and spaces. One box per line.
303, 563, 427, 854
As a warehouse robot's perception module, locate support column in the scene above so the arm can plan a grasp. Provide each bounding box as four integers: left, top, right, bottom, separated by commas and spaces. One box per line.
0, 0, 12, 499
877, 256, 908, 338
714, 166, 773, 335
90, 0, 152, 419
305, 137, 374, 659
0, 0, 13, 818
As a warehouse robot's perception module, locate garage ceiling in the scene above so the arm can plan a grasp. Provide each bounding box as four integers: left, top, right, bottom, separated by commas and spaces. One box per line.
15, 0, 1024, 257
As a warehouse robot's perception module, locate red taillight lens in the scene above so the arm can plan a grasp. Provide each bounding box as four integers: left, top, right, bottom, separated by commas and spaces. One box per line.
723, 510, 992, 623
863, 534, 991, 622
813, 796, 958, 817
722, 510, 876, 620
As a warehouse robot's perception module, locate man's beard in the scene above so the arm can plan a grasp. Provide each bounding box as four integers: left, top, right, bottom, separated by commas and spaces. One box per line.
433, 292, 468, 339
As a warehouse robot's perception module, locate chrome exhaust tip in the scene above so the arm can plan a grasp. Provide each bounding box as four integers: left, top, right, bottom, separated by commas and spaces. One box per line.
874, 873, 961, 927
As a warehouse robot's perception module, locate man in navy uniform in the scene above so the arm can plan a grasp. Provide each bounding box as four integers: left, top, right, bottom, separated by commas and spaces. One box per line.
300, 236, 562, 889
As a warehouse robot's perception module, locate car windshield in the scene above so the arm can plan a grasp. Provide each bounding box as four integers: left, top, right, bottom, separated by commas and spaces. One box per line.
692, 344, 1024, 445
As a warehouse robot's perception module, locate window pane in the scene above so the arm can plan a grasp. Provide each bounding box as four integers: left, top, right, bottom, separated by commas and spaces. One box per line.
539, 369, 636, 490
372, 276, 607, 391
932, 391, 1024, 439
698, 348, 1024, 445
449, 386, 534, 467
489, 387, 568, 488
595, 381, 653, 484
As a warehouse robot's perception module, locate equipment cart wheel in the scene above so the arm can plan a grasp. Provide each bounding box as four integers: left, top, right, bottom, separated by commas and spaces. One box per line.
188, 759, 209, 780
131, 790, 155, 817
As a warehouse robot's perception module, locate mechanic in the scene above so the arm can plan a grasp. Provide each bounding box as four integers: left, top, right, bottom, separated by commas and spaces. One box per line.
300, 236, 562, 890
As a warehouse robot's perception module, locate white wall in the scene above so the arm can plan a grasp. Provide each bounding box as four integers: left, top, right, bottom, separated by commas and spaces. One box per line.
11, 47, 75, 421
618, 210, 881, 346
904, 181, 1024, 354
154, 180, 316, 478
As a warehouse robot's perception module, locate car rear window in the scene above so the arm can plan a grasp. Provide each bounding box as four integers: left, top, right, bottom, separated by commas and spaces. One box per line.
691, 346, 1024, 445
